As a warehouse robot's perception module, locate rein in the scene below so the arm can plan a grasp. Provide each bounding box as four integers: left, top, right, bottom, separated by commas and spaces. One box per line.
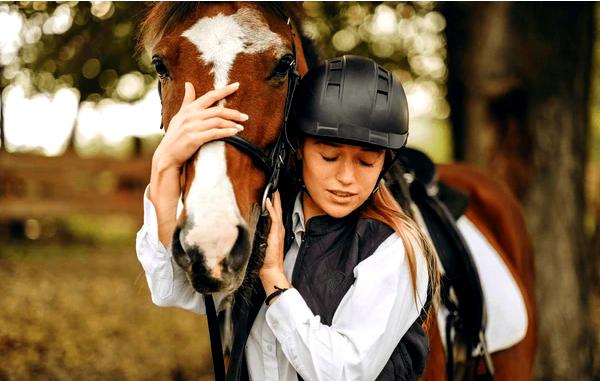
217, 19, 299, 381
156, 16, 300, 381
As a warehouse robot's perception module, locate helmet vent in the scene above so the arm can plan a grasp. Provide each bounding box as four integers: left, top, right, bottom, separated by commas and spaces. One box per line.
378, 75, 389, 93
375, 91, 388, 111
375, 69, 390, 110
329, 59, 343, 70
326, 83, 341, 101
328, 68, 342, 84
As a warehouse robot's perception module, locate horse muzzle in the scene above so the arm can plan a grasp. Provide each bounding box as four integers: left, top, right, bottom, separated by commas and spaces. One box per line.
171, 224, 252, 294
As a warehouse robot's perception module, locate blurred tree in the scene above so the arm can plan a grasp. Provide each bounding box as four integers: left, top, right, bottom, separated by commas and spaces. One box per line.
441, 3, 597, 379
0, 1, 153, 153
1, 1, 452, 160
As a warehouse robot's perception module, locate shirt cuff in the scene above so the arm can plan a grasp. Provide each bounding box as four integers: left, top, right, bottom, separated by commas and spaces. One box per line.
265, 288, 319, 342
142, 184, 166, 253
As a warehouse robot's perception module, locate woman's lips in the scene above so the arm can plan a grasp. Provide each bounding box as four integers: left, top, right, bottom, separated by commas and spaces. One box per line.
327, 189, 357, 198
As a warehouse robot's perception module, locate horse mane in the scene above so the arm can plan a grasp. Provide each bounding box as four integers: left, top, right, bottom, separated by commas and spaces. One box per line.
137, 2, 305, 55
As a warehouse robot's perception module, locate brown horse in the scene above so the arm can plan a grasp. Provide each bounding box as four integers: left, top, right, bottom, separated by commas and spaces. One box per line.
139, 3, 536, 380
140, 2, 308, 298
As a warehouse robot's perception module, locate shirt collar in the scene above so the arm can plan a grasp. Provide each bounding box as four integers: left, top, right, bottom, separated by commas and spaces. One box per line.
292, 191, 305, 236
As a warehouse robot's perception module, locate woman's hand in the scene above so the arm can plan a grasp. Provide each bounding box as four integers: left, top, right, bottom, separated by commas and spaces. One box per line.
152, 81, 248, 173
149, 81, 248, 248
260, 191, 292, 300
262, 191, 285, 273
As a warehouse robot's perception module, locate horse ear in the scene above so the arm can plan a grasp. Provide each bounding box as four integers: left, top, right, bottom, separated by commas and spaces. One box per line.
300, 34, 319, 70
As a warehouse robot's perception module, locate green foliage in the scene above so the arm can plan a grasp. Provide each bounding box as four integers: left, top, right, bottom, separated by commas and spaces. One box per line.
1, 1, 154, 102
304, 2, 445, 81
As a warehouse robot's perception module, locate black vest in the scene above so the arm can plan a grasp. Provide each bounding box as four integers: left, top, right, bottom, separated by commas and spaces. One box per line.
285, 205, 429, 381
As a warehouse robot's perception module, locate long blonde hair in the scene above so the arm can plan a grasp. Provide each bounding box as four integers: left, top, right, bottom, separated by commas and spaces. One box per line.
360, 180, 440, 316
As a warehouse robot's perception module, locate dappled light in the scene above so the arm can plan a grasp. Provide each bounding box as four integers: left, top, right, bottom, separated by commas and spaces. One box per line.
0, 2, 598, 380
75, 85, 161, 156
3, 84, 78, 156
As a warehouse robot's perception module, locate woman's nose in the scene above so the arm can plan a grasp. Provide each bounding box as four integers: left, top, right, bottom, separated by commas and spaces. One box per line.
335, 160, 355, 185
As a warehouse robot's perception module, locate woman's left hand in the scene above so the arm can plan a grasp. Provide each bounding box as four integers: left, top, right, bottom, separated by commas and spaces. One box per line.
260, 191, 291, 300
261, 191, 286, 276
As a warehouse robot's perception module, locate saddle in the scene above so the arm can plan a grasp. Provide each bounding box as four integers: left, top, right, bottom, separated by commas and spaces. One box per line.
385, 148, 494, 381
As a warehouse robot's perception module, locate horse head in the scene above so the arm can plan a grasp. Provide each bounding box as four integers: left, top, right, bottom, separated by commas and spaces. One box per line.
140, 3, 308, 295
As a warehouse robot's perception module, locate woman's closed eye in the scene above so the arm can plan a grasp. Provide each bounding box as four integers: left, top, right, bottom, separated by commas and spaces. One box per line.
320, 154, 376, 167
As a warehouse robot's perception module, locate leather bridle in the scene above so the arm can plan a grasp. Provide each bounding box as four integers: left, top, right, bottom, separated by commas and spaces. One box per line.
220, 52, 299, 213
158, 31, 298, 216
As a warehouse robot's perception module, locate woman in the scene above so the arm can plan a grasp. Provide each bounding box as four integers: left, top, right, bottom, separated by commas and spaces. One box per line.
137, 55, 439, 380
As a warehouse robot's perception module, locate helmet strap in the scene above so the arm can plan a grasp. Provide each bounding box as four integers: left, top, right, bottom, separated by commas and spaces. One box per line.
372, 149, 402, 194
372, 182, 381, 195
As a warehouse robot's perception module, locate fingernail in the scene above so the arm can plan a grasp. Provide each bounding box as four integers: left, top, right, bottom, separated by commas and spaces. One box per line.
230, 82, 240, 88
240, 113, 249, 121
235, 124, 244, 131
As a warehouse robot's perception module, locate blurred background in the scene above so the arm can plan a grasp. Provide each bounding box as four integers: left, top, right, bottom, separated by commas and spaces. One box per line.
0, 2, 598, 380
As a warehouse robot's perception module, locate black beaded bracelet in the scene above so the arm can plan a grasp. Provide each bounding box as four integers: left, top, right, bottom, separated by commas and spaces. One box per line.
265, 286, 288, 306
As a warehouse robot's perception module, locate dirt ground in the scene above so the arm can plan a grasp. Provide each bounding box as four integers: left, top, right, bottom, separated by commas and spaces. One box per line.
0, 242, 214, 381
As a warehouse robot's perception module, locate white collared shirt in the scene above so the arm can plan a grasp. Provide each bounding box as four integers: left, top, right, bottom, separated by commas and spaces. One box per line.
136, 188, 429, 381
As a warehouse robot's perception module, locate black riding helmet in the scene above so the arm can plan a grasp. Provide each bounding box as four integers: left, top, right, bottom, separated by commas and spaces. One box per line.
288, 55, 409, 152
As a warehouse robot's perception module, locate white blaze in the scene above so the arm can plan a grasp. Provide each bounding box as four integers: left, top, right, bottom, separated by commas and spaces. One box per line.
179, 7, 285, 277
182, 7, 285, 89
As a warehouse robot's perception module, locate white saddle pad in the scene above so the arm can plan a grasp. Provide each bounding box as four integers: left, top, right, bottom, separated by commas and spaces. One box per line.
435, 216, 528, 354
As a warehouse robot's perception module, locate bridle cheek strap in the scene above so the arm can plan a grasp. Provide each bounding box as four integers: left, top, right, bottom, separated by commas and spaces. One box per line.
220, 30, 299, 215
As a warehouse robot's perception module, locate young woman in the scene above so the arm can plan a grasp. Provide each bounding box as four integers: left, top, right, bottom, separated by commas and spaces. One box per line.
137, 55, 439, 381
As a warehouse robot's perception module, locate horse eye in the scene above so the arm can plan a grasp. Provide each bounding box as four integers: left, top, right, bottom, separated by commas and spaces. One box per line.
152, 55, 170, 79
271, 54, 294, 78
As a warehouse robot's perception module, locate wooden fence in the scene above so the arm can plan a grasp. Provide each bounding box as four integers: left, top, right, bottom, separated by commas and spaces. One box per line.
0, 151, 151, 221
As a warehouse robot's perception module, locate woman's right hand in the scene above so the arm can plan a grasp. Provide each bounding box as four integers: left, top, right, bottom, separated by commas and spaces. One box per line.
152, 81, 249, 172
149, 81, 248, 248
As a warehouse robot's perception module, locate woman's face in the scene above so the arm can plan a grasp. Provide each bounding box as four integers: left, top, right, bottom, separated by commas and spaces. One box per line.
300, 136, 385, 219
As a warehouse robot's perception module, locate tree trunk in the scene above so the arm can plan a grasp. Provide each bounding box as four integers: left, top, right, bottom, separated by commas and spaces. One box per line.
442, 3, 596, 379
1, 84, 5, 153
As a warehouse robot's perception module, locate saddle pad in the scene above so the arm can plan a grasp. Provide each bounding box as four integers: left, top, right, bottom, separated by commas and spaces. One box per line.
436, 216, 528, 354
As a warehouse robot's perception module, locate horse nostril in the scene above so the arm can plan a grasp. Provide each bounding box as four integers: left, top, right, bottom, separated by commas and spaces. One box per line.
228, 225, 251, 272
171, 226, 194, 268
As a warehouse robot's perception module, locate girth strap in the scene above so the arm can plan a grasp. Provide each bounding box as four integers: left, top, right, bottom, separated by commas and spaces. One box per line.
410, 181, 486, 347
